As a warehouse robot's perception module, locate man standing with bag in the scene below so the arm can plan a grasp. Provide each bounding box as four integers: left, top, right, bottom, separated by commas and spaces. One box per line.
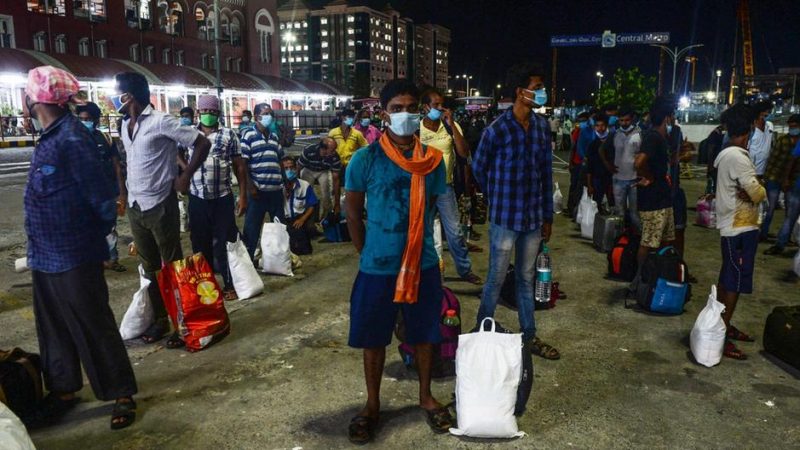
298, 137, 342, 220
420, 87, 482, 285
186, 95, 248, 302
114, 72, 211, 346
241, 103, 285, 259
24, 66, 138, 429
714, 104, 766, 360
472, 63, 559, 360
345, 79, 452, 444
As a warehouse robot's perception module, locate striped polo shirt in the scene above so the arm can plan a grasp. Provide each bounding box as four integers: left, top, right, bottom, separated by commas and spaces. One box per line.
240, 127, 284, 192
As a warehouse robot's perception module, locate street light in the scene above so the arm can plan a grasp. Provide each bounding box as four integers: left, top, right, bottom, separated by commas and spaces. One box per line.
596, 71, 604, 91
715, 69, 722, 105
284, 32, 296, 79
457, 74, 473, 96
651, 43, 705, 93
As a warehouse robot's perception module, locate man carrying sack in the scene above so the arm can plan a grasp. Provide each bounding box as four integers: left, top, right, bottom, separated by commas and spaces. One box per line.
344, 79, 453, 445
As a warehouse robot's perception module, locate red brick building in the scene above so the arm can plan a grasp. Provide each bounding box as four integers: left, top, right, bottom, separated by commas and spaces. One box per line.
0, 0, 281, 75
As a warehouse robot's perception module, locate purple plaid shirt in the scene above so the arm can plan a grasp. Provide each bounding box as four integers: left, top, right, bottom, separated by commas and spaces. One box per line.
472, 107, 553, 232
25, 113, 117, 272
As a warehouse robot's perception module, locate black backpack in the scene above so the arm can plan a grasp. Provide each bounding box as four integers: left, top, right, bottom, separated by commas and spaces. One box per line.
0, 348, 43, 424
607, 231, 640, 281
627, 246, 691, 315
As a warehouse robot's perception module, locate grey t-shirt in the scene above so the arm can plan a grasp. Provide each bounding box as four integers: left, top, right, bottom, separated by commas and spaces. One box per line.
613, 128, 641, 181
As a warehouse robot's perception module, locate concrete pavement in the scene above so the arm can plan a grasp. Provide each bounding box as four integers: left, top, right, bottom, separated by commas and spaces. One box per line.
2, 153, 799, 449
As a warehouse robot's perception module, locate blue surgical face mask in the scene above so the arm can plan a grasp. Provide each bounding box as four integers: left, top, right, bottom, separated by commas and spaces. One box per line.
260, 114, 273, 128
523, 88, 547, 107
343, 117, 354, 127
788, 128, 800, 137
81, 120, 95, 131
579, 121, 589, 129
595, 129, 609, 139
241, 116, 251, 124
589, 118, 596, 127
284, 169, 297, 181
666, 124, 673, 135
180, 117, 192, 126
111, 94, 128, 113
426, 107, 443, 121
360, 118, 371, 128
387, 111, 420, 137
608, 115, 618, 126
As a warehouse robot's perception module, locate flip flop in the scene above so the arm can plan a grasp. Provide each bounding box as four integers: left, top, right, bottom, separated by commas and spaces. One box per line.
140, 319, 169, 344
530, 337, 561, 360
723, 340, 747, 360
422, 407, 453, 434
727, 325, 756, 342
110, 398, 137, 430
348, 415, 378, 445
165, 332, 185, 349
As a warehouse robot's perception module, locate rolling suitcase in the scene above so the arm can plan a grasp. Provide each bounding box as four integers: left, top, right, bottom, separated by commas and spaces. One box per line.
593, 214, 623, 253
763, 306, 800, 370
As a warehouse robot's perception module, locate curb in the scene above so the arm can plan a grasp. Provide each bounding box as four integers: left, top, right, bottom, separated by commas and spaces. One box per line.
0, 140, 35, 148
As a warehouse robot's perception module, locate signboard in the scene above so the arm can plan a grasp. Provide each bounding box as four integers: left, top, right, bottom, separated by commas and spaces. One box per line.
550, 32, 670, 48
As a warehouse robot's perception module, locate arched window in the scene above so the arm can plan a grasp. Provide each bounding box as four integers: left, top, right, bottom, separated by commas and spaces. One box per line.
254, 9, 275, 63
206, 10, 216, 41
194, 3, 207, 40
230, 16, 241, 46
158, 1, 184, 36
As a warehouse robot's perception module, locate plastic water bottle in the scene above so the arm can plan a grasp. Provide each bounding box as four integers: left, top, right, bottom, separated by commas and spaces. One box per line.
442, 309, 460, 327
535, 244, 552, 303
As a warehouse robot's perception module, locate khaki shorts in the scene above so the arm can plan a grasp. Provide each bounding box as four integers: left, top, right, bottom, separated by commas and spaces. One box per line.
639, 207, 676, 249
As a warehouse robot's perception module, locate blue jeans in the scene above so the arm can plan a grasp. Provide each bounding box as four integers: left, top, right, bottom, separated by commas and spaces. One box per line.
612, 178, 639, 230
436, 185, 472, 277
776, 185, 800, 249
760, 180, 782, 238
243, 189, 285, 259
477, 224, 542, 342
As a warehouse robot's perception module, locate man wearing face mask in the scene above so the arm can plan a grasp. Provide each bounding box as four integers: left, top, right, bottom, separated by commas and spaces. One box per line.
603, 104, 619, 132
353, 107, 382, 144
75, 102, 127, 272
567, 111, 591, 218
420, 87, 482, 285
748, 100, 774, 179
179, 106, 195, 126
240, 103, 285, 259
764, 114, 800, 255
23, 66, 138, 429
298, 136, 342, 220
345, 79, 450, 443
584, 113, 614, 211
281, 156, 319, 255
329, 108, 368, 171
184, 95, 248, 303
114, 72, 211, 346
473, 63, 559, 360
601, 108, 641, 229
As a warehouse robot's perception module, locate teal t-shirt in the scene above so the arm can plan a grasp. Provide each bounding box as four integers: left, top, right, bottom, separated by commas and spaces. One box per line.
345, 141, 446, 275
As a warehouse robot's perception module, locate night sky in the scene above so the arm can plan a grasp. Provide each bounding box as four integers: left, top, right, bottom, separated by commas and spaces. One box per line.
305, 0, 800, 102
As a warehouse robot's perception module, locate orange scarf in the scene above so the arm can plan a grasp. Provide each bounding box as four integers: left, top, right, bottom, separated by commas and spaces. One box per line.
379, 133, 443, 304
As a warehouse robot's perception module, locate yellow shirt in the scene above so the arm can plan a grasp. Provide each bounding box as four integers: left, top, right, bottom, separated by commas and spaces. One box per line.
420, 120, 463, 185
329, 126, 368, 165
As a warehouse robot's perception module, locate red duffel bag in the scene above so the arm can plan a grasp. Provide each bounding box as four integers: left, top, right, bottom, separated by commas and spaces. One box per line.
158, 253, 231, 352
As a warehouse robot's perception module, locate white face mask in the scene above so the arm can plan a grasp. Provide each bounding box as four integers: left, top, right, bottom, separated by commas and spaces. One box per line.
387, 112, 420, 137
31, 118, 43, 132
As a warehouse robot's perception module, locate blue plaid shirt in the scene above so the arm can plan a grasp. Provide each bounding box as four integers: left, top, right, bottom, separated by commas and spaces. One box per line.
472, 108, 554, 232
25, 113, 117, 273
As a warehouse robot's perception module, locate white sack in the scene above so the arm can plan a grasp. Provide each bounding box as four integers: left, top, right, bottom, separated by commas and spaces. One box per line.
227, 235, 264, 299
119, 266, 155, 341
578, 189, 598, 239
260, 218, 294, 276
0, 403, 36, 450
690, 285, 727, 368
553, 182, 563, 214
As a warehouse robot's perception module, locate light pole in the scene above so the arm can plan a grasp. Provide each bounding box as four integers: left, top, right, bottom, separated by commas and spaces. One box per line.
715, 69, 722, 105
651, 44, 705, 93
596, 71, 603, 92
458, 74, 472, 97
284, 32, 296, 79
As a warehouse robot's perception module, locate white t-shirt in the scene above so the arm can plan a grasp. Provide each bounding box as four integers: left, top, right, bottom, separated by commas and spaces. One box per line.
714, 146, 767, 237
748, 121, 774, 176
613, 128, 641, 181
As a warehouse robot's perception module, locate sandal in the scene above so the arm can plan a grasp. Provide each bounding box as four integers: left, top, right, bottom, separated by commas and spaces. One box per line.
348, 415, 378, 445
222, 288, 238, 301
461, 272, 484, 285
140, 319, 169, 344
422, 406, 453, 434
26, 393, 80, 428
530, 337, 561, 360
110, 398, 137, 430
726, 325, 756, 342
723, 340, 747, 360
165, 332, 185, 349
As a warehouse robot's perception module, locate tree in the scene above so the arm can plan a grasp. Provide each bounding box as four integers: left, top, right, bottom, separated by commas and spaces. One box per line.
596, 67, 657, 115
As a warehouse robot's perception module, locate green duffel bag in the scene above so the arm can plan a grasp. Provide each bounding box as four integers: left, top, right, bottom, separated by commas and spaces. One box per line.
763, 306, 800, 371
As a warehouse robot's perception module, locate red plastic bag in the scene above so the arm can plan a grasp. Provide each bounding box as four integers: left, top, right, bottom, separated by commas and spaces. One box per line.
158, 254, 230, 352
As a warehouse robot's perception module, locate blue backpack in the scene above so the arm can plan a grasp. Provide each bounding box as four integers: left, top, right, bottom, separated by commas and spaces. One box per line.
628, 246, 690, 315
